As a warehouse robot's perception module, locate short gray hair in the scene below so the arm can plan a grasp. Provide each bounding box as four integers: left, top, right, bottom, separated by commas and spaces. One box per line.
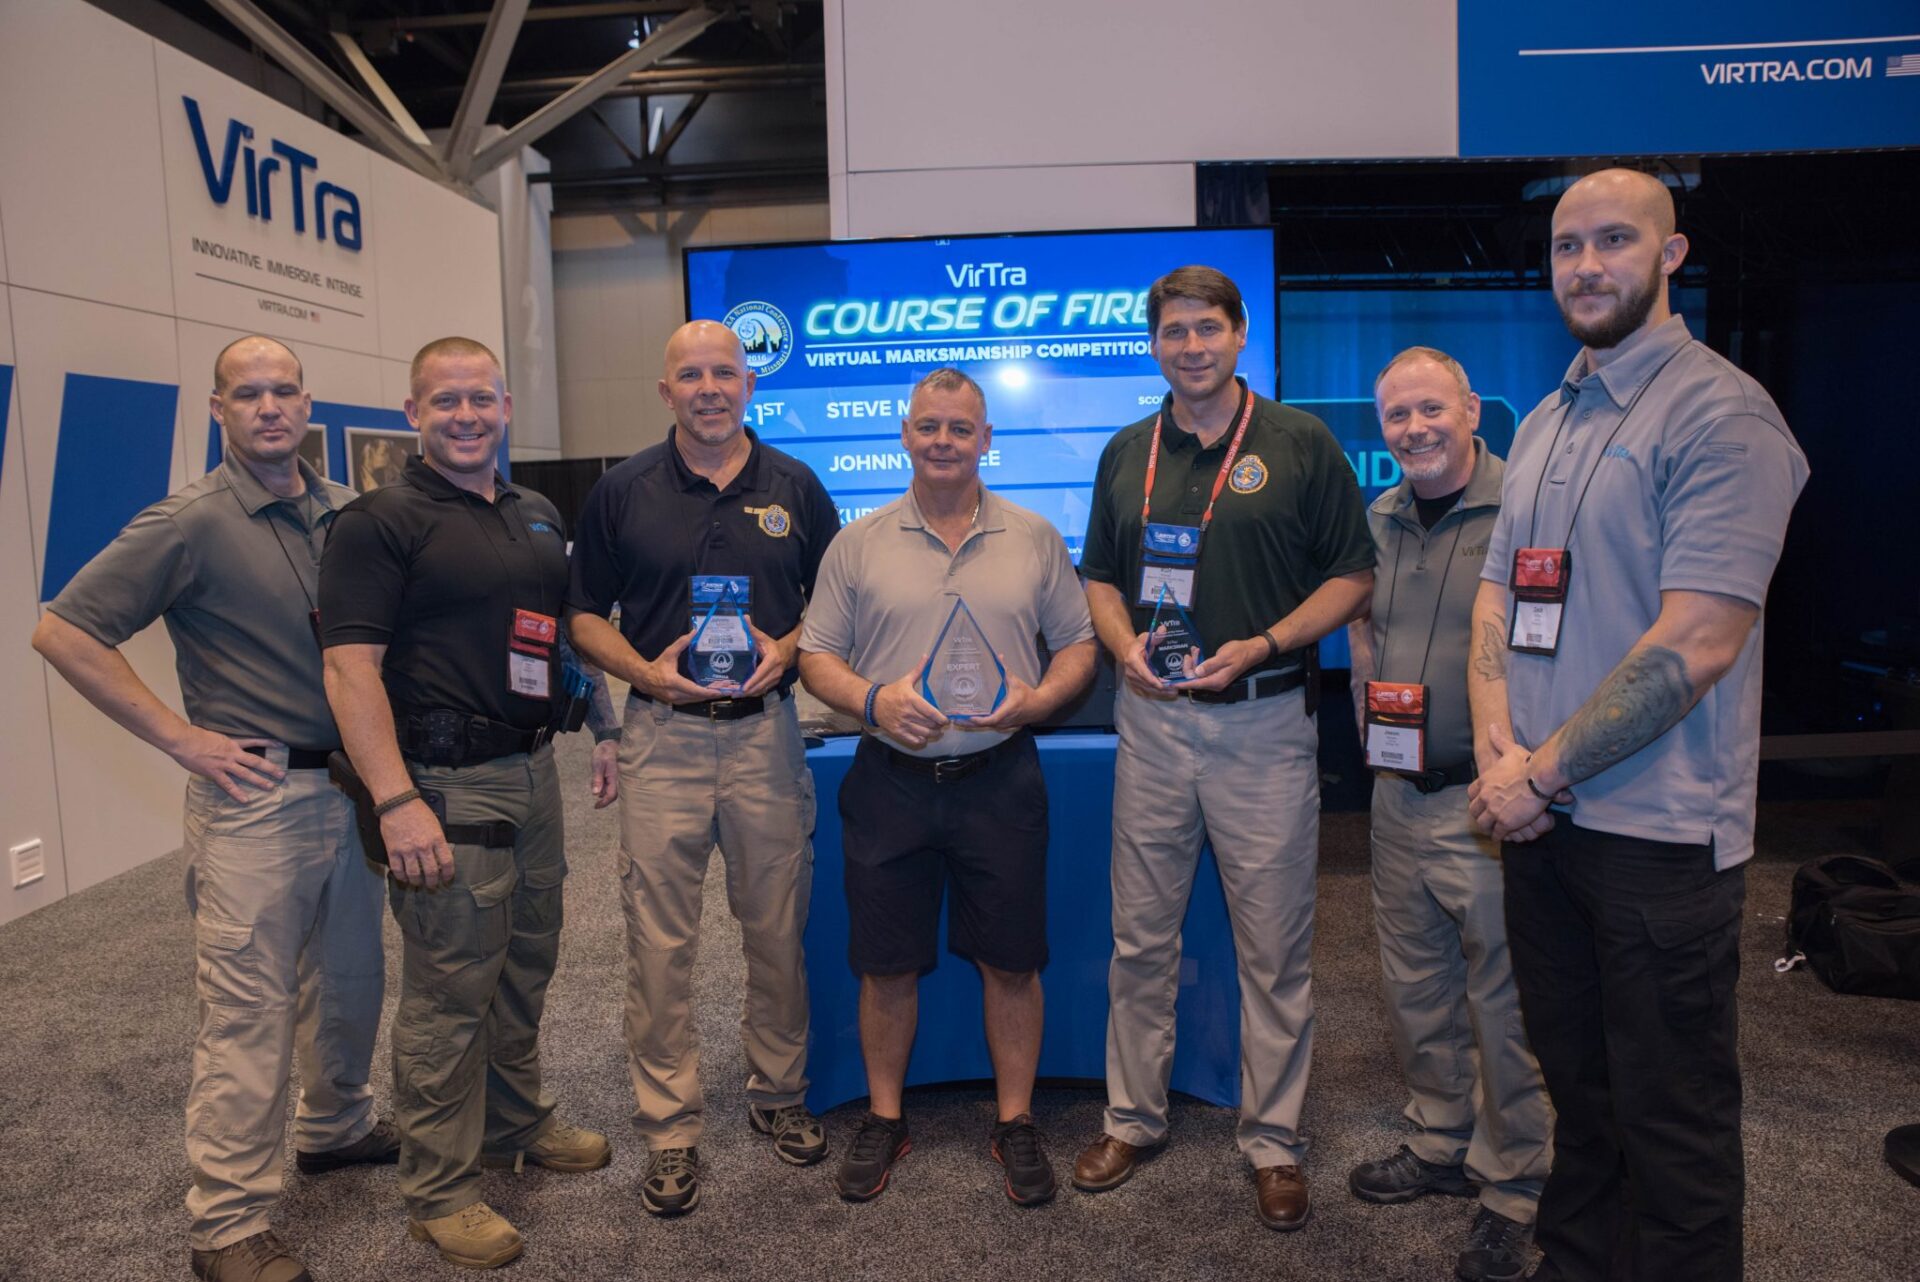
909, 366, 987, 419
1373, 346, 1472, 404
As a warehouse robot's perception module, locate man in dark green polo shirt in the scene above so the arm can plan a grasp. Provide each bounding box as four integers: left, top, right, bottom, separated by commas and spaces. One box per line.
34, 336, 395, 1282
1071, 266, 1374, 1230
1345, 348, 1548, 1282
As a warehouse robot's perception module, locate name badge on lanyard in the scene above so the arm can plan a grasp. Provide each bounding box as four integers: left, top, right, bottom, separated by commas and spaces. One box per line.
1134, 386, 1255, 614
509, 607, 557, 700
1508, 547, 1571, 656
1364, 680, 1428, 773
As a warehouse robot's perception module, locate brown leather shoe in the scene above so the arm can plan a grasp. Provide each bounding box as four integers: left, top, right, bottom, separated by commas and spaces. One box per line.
1072, 1134, 1147, 1192
1254, 1164, 1311, 1231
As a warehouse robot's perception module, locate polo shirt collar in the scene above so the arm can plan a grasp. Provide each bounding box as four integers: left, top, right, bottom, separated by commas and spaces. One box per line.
896, 481, 1007, 535
1560, 314, 1691, 409
1159, 377, 1251, 453
666, 425, 765, 495
403, 453, 518, 502
220, 453, 337, 517
1377, 437, 1500, 522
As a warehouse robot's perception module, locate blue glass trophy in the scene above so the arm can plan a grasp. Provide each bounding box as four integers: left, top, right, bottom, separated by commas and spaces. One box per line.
1146, 583, 1205, 683
919, 596, 1006, 719
687, 576, 756, 691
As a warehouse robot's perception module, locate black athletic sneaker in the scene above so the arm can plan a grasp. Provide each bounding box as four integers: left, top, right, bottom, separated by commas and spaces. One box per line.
640, 1146, 701, 1216
1456, 1206, 1534, 1282
1348, 1144, 1474, 1204
833, 1113, 910, 1202
989, 1114, 1056, 1206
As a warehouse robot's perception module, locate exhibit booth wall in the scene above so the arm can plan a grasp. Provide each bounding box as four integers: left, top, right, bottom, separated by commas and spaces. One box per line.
0, 0, 506, 926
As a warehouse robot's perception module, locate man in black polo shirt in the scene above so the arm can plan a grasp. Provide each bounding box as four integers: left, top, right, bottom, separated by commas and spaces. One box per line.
1071, 267, 1374, 1230
567, 320, 840, 1215
321, 337, 610, 1271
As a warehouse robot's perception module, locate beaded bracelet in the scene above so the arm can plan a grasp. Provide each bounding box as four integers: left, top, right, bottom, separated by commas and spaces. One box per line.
863, 682, 881, 727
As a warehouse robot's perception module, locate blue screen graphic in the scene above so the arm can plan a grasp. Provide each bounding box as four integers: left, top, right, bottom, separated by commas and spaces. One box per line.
684, 228, 1277, 561
1281, 286, 1705, 668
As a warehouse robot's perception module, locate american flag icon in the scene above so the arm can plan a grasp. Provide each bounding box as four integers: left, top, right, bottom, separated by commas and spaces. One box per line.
1889, 53, 1920, 77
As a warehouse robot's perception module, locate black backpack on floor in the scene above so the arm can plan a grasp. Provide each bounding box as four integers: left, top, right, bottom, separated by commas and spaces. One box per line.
1781, 855, 1920, 1000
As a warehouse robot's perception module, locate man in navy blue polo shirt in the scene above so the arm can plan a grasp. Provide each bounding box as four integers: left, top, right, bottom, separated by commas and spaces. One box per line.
567, 320, 841, 1215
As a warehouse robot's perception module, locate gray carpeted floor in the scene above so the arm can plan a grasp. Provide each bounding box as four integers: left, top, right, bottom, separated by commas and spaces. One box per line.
1, 734, 1916, 1281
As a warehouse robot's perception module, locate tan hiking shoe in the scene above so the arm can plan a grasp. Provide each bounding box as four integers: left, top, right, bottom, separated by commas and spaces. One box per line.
407, 1202, 523, 1270
481, 1119, 611, 1173
190, 1231, 311, 1282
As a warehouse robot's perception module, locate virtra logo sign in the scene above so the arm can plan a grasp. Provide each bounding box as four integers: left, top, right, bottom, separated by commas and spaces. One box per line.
183, 96, 364, 251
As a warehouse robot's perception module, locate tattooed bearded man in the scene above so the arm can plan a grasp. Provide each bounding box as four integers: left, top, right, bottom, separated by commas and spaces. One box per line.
1465, 168, 1806, 1282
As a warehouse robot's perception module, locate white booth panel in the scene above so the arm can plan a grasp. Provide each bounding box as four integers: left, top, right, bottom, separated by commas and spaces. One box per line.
0, 286, 68, 925
368, 161, 505, 365
842, 164, 1197, 241
0, 0, 176, 315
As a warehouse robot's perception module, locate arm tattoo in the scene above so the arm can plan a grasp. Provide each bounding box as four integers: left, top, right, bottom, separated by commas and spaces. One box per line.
1554, 645, 1694, 786
1472, 619, 1507, 682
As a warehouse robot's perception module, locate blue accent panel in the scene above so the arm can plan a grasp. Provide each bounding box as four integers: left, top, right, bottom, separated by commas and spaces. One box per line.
0, 365, 14, 488
1460, 0, 1920, 157
204, 415, 223, 471
42, 374, 179, 602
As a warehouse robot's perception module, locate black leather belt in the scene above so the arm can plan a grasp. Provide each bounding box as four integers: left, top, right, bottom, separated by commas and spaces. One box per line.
875, 731, 1028, 784
629, 689, 781, 721
245, 745, 336, 771
1392, 759, 1477, 794
1179, 666, 1307, 705
394, 709, 551, 767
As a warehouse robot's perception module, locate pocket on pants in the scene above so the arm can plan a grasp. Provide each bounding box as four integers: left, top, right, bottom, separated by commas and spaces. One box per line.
1640, 875, 1744, 1031
514, 861, 566, 936
195, 912, 261, 1008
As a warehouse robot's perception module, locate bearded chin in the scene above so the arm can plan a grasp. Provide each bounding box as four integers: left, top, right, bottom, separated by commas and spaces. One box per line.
1560, 263, 1664, 350
1397, 451, 1451, 483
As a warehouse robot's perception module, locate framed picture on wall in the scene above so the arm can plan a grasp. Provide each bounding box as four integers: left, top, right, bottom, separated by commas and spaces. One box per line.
345, 427, 418, 494
297, 426, 328, 479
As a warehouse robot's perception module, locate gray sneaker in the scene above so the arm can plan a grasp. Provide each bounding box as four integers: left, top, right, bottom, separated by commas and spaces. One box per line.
190, 1230, 311, 1282
749, 1103, 828, 1166
1348, 1144, 1474, 1204
640, 1146, 701, 1216
1456, 1205, 1534, 1282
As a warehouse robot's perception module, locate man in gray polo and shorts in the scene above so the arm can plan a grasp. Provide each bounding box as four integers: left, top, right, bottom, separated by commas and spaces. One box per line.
1467, 168, 1807, 1281
34, 336, 394, 1282
799, 367, 1096, 1206
1346, 347, 1549, 1282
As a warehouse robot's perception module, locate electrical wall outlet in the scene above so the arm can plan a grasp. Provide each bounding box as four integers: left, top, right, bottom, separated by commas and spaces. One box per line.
10, 840, 45, 889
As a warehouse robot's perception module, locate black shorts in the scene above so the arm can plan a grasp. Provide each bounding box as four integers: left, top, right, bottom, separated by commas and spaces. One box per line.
839, 732, 1049, 977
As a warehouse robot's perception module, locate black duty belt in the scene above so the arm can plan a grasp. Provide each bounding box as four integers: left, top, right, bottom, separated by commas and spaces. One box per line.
1393, 759, 1477, 795
245, 745, 336, 771
1179, 666, 1307, 705
875, 730, 1029, 785
395, 709, 552, 768
629, 689, 779, 721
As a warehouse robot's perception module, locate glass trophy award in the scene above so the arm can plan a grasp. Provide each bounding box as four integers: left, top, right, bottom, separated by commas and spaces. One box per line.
1146, 583, 1205, 683
687, 575, 756, 691
918, 596, 1007, 719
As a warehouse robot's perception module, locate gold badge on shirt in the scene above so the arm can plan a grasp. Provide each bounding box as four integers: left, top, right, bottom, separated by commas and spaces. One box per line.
748, 504, 792, 537
1229, 454, 1268, 494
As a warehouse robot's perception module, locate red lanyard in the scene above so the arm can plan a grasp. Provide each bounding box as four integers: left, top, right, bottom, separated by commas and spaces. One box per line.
1141, 381, 1256, 537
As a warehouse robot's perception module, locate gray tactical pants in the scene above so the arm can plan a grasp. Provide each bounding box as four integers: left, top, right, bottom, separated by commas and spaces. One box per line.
388, 746, 566, 1221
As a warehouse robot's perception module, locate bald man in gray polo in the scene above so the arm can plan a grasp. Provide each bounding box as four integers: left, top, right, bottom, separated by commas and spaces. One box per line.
33, 336, 392, 1282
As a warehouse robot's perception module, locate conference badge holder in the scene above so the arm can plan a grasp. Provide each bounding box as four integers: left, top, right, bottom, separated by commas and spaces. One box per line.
1145, 583, 1205, 684
508, 608, 557, 700
919, 595, 1006, 720
687, 575, 757, 691
1363, 680, 1429, 773
1508, 547, 1570, 656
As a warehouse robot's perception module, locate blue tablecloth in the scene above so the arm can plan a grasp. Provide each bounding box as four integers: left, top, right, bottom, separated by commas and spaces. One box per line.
802, 731, 1244, 1113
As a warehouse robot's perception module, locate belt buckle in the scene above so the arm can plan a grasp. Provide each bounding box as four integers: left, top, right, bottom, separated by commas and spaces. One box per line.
705, 698, 735, 720
530, 725, 553, 752
931, 756, 967, 783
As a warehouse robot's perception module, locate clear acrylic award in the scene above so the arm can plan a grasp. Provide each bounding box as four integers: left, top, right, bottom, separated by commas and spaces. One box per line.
1146, 583, 1205, 683
918, 595, 1006, 719
687, 575, 756, 691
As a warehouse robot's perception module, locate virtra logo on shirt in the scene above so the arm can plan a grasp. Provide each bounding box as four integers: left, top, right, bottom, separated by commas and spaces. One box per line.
184, 96, 364, 251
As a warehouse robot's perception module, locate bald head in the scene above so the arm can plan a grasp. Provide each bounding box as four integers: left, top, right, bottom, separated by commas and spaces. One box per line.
213, 335, 303, 394
659, 320, 756, 450
1555, 168, 1676, 240
664, 320, 747, 371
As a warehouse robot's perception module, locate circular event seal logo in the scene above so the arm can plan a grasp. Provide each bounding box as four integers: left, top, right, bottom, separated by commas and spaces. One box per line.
709, 651, 735, 674
724, 301, 793, 377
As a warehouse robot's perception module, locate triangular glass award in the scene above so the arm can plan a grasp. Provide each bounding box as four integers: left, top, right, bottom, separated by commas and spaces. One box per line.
1146, 583, 1205, 683
918, 595, 1007, 719
688, 577, 756, 691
